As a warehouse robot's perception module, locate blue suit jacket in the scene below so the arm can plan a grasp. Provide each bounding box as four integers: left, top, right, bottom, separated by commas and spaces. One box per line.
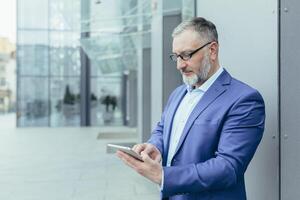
148, 69, 265, 200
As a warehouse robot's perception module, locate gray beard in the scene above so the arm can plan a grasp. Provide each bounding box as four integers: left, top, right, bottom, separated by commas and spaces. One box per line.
182, 54, 211, 86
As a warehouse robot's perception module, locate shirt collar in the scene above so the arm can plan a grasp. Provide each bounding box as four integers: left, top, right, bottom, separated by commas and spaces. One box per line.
186, 67, 224, 93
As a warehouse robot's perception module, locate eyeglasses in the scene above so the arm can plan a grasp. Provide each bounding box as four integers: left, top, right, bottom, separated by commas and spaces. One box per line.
169, 41, 213, 62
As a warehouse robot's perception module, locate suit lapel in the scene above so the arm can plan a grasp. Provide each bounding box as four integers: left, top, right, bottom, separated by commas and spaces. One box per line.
173, 70, 231, 157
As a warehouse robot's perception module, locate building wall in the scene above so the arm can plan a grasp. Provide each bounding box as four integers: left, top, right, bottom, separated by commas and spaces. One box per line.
0, 38, 16, 113
197, 1, 279, 199
280, 0, 300, 199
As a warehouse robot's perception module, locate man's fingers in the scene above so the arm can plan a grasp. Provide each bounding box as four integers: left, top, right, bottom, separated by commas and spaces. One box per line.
141, 151, 152, 163
146, 151, 161, 162
117, 151, 149, 176
117, 150, 162, 184
132, 144, 145, 154
132, 144, 139, 151
116, 151, 140, 169
141, 151, 160, 165
142, 146, 154, 154
154, 154, 162, 162
140, 145, 161, 161
143, 144, 160, 155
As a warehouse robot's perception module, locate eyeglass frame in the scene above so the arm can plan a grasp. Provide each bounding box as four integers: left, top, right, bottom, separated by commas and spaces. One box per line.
169, 41, 214, 62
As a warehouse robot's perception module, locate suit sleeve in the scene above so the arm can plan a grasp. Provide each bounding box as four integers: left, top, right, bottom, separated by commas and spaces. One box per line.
161, 90, 265, 197
147, 111, 166, 155
147, 86, 182, 156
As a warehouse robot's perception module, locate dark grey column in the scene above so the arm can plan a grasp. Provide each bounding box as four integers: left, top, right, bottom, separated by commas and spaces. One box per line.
80, 0, 91, 126
128, 70, 137, 127
121, 71, 128, 126
162, 10, 182, 105
140, 47, 151, 142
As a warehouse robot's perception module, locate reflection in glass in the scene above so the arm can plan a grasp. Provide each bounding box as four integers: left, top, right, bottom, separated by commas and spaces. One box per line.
17, 0, 81, 127
49, 32, 81, 77
90, 76, 122, 126
87, 0, 152, 127
50, 78, 80, 126
17, 0, 151, 127
18, 33, 49, 76
17, 77, 49, 126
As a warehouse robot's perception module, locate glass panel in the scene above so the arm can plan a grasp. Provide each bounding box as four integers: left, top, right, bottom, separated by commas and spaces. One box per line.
50, 77, 80, 126
86, 0, 152, 127
17, 31, 49, 76
49, 0, 81, 31
17, 0, 81, 127
90, 76, 122, 126
48, 0, 81, 126
87, 0, 123, 34
17, 0, 48, 29
49, 31, 81, 77
17, 77, 49, 126
17, 0, 151, 127
17, 0, 50, 127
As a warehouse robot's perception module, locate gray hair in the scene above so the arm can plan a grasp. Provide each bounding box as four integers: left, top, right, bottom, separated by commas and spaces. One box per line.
172, 17, 218, 43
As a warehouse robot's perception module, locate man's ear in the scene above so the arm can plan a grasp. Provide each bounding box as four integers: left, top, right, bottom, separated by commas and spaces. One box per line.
209, 42, 219, 61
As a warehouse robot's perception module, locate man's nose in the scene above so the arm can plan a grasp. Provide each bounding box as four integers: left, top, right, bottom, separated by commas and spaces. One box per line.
176, 58, 188, 70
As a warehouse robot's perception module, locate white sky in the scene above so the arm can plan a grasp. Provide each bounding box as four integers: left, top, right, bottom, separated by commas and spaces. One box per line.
0, 1, 16, 43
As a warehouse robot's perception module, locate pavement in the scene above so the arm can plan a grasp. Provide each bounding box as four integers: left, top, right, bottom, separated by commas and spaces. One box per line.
0, 114, 160, 200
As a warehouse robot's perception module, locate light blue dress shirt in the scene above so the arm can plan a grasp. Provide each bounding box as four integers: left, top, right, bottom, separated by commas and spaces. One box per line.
160, 67, 224, 188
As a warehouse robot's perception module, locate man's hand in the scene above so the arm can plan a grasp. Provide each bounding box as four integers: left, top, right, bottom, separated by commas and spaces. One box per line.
132, 143, 162, 162
116, 143, 162, 185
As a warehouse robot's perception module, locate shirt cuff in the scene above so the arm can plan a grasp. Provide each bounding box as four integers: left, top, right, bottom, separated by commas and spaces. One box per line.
160, 167, 164, 191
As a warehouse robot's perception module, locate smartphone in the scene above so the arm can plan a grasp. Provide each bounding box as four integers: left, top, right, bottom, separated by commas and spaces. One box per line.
107, 144, 144, 162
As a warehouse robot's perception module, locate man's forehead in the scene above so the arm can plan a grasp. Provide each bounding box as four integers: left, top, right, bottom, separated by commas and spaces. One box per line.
172, 31, 202, 51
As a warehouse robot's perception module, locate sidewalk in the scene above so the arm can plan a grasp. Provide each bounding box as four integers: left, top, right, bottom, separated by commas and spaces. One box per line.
0, 124, 159, 200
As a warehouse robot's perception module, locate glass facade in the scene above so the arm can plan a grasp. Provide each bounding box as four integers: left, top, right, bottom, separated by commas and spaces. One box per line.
17, 0, 81, 127
17, 0, 151, 127
86, 0, 151, 126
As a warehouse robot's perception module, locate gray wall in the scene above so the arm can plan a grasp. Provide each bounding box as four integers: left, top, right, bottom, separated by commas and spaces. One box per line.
162, 10, 183, 107
197, 1, 279, 200
280, 0, 300, 199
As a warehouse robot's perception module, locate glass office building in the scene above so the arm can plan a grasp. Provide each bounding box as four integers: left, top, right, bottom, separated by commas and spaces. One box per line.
17, 0, 152, 127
